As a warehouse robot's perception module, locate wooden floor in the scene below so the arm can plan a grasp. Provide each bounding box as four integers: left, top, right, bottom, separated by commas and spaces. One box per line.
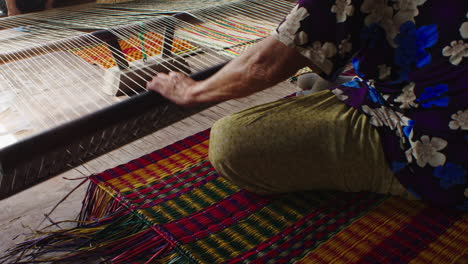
0, 80, 299, 253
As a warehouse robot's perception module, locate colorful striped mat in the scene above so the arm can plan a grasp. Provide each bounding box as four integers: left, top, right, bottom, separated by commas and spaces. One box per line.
69, 32, 196, 69
2, 130, 467, 263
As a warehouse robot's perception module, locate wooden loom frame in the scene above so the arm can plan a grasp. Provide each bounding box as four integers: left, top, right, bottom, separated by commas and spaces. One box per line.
0, 9, 231, 200
0, 0, 294, 199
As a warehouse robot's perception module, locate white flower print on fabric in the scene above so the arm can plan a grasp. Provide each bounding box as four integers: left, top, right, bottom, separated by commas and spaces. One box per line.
405, 148, 414, 163
331, 0, 354, 23
460, 12, 468, 39
394, 82, 418, 109
377, 64, 391, 80
449, 110, 468, 130
274, 5, 309, 47
361, 105, 410, 140
294, 31, 309, 46
410, 135, 447, 167
461, 22, 468, 39
362, 105, 410, 129
331, 88, 348, 101
339, 36, 352, 55
442, 40, 468, 66
301, 41, 337, 74
392, 0, 427, 28
361, 0, 426, 47
361, 0, 398, 46
361, 0, 392, 25
315, 42, 337, 58
393, 0, 427, 11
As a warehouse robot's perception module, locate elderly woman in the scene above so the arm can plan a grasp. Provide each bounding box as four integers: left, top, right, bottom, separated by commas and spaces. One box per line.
147, 0, 468, 211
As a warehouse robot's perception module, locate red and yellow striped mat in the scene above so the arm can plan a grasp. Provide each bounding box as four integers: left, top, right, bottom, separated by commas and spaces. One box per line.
69, 32, 196, 69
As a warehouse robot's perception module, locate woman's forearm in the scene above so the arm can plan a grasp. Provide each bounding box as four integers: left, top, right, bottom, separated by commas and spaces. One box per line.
186, 36, 309, 104
146, 37, 308, 106
147, 36, 310, 106
45, 0, 54, 9
5, 0, 19, 14
5, 0, 16, 9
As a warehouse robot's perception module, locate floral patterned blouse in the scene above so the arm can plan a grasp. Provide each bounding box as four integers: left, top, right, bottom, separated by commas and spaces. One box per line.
273, 0, 468, 210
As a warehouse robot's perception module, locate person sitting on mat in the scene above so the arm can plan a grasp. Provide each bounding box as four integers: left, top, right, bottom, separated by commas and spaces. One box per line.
147, 0, 468, 211
0, 0, 54, 16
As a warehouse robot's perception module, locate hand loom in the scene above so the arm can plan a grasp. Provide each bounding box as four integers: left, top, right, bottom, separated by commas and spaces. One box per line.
0, 0, 295, 200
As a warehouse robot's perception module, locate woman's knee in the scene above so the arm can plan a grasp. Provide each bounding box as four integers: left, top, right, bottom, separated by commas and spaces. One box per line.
209, 115, 242, 175
209, 115, 269, 193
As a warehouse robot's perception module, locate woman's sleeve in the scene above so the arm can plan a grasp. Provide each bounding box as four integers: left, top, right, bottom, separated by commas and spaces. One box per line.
272, 0, 364, 81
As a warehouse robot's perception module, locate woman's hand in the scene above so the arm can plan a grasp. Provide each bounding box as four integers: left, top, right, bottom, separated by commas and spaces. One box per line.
146, 71, 198, 107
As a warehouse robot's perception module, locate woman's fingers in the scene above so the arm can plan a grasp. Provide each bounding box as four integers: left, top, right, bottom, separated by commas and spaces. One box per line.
168, 71, 184, 78
147, 73, 173, 92
146, 71, 197, 106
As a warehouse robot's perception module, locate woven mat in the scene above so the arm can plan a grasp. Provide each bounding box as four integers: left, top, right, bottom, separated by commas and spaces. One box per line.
3, 129, 467, 263
69, 32, 196, 69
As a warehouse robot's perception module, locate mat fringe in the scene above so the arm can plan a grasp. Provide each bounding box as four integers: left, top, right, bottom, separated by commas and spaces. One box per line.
0, 179, 181, 264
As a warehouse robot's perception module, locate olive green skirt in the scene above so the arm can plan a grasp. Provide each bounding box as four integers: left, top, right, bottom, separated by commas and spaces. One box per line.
209, 90, 410, 197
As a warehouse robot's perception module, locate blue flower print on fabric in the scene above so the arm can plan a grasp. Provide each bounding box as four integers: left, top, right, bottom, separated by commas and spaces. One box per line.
342, 79, 361, 88
394, 22, 438, 82
391, 161, 406, 173
367, 86, 384, 104
433, 163, 466, 189
416, 84, 449, 108
403, 120, 415, 139
352, 58, 364, 78
415, 24, 438, 67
